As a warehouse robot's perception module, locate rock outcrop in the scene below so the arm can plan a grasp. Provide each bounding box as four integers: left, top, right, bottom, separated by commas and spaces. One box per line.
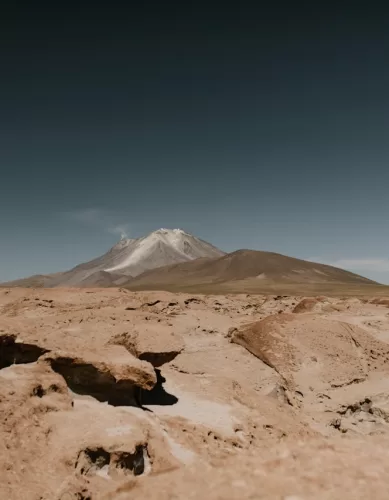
292, 297, 320, 313
40, 346, 157, 406
108, 435, 389, 500
230, 313, 389, 391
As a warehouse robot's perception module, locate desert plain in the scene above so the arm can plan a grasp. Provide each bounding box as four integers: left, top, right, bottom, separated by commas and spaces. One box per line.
2, 287, 389, 498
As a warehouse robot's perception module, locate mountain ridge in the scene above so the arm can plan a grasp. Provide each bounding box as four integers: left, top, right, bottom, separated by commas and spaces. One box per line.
0, 229, 381, 291
123, 248, 377, 291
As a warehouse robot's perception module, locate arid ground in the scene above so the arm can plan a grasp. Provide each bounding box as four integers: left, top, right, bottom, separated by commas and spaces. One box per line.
3, 287, 389, 499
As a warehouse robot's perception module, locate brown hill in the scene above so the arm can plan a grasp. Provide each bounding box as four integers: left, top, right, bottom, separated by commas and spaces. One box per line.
124, 249, 377, 291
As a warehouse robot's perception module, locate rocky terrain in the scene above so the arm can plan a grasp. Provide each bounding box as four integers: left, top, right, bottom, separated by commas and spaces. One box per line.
2, 287, 389, 498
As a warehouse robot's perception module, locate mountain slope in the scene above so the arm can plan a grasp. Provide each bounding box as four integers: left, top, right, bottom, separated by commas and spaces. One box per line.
123, 249, 377, 290
0, 273, 64, 288
104, 228, 224, 275
24, 229, 225, 287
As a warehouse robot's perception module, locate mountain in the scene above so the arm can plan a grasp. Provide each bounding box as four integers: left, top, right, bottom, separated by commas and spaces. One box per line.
123, 249, 377, 291
104, 228, 224, 275
1, 230, 380, 292
3, 229, 225, 288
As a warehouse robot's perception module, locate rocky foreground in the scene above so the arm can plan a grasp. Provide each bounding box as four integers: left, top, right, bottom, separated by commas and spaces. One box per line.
2, 288, 389, 499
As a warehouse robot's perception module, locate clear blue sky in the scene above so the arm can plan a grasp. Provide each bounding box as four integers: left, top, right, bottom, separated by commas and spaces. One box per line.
1, 3, 389, 283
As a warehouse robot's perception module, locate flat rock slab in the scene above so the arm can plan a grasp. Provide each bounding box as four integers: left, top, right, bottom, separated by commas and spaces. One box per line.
110, 326, 184, 367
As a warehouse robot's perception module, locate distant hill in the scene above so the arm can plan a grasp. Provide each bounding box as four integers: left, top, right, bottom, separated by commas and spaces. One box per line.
123, 249, 377, 291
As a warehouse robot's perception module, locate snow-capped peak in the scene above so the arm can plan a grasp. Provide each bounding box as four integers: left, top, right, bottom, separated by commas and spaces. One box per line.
104, 227, 224, 274
155, 228, 187, 235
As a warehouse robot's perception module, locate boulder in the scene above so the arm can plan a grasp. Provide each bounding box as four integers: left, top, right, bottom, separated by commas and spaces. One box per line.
230, 313, 389, 391
292, 297, 320, 313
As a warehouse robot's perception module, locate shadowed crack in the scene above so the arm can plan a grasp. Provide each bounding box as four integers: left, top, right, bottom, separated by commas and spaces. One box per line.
0, 334, 49, 369
75, 444, 147, 477
109, 331, 183, 368
0, 334, 179, 410
138, 369, 179, 406
46, 357, 140, 406
138, 351, 179, 367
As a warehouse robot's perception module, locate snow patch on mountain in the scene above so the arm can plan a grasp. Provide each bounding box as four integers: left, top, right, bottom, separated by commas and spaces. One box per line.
20, 228, 224, 287
105, 228, 222, 273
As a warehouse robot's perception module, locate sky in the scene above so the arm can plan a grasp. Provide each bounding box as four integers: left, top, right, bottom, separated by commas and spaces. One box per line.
1, 2, 389, 283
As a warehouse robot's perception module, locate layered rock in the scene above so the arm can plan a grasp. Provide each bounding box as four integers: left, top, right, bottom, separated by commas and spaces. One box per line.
40, 346, 157, 406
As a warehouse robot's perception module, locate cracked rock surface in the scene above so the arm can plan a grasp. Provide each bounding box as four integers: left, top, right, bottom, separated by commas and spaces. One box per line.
2, 288, 389, 498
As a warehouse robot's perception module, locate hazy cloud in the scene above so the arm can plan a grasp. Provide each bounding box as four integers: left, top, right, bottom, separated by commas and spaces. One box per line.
309, 257, 389, 273
108, 225, 131, 239
62, 208, 131, 239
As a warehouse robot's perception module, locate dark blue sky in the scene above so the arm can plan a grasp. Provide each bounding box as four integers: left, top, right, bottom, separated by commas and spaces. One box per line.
1, 2, 389, 282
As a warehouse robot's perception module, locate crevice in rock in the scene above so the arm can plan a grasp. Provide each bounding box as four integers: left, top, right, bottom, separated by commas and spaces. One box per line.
76, 447, 110, 475
109, 331, 183, 368
114, 445, 146, 476
31, 383, 62, 398
138, 369, 178, 406
47, 357, 139, 407
138, 351, 179, 367
0, 334, 49, 369
338, 397, 373, 416
141, 300, 161, 308
329, 397, 389, 433
330, 378, 365, 389
184, 297, 203, 305
75, 444, 147, 477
